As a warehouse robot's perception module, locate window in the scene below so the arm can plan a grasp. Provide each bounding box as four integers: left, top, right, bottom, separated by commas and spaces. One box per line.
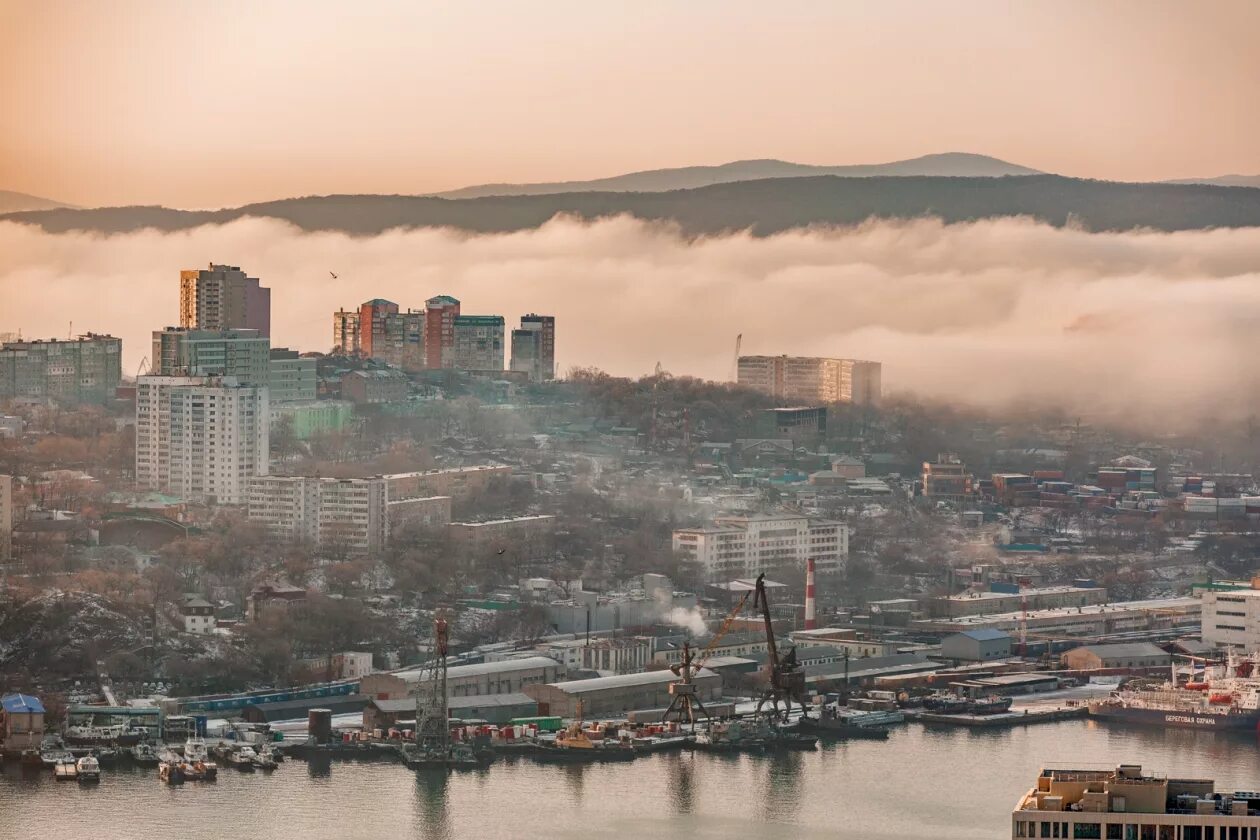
1074, 824, 1102, 840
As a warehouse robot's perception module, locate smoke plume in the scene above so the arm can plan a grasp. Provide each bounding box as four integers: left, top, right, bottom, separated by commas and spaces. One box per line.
663, 607, 709, 637
3, 214, 1260, 422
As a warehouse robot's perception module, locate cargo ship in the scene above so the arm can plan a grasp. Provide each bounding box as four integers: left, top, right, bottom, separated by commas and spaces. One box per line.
1088, 652, 1260, 732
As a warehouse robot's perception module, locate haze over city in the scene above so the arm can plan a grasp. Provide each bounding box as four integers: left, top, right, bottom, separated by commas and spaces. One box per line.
7, 4, 1260, 840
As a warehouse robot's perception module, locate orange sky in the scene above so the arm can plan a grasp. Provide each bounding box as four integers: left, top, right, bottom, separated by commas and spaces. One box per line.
3, 0, 1259, 209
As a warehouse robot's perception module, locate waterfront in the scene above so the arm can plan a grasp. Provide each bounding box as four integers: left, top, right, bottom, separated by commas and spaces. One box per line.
6, 718, 1260, 840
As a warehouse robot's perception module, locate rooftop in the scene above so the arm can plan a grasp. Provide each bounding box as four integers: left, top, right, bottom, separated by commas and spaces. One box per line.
1, 693, 45, 714
943, 585, 1104, 602
396, 656, 560, 682
544, 668, 718, 694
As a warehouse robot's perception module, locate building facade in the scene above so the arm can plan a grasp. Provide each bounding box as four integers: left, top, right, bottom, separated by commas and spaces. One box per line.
332, 308, 361, 354
136, 375, 269, 504
247, 475, 389, 554
357, 299, 399, 358
152, 327, 270, 384
341, 368, 410, 404
0, 334, 122, 405
453, 315, 506, 371
923, 454, 974, 502
270, 400, 354, 439
1201, 588, 1260, 650
0, 474, 11, 561
510, 314, 556, 381
738, 355, 882, 406
672, 513, 849, 577
267, 348, 317, 403
424, 295, 460, 369
179, 264, 270, 336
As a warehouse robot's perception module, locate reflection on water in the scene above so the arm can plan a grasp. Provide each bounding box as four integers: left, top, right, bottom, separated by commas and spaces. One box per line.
6, 721, 1260, 840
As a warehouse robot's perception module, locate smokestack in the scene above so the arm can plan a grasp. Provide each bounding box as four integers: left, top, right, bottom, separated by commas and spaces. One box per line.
805, 557, 817, 630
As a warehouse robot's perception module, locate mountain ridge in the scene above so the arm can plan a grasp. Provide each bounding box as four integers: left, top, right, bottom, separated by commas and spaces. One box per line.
7, 174, 1260, 238
0, 190, 74, 214
431, 152, 1042, 198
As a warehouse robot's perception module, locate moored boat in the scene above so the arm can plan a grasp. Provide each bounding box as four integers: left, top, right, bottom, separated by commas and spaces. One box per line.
1089, 650, 1260, 732
76, 754, 101, 782
53, 758, 78, 781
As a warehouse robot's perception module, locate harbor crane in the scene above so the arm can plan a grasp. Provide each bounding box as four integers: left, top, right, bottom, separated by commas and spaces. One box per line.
663, 591, 751, 729
752, 574, 810, 722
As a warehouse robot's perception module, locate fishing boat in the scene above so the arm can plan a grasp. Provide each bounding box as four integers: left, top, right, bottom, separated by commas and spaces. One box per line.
158, 760, 185, 785
184, 738, 218, 778
129, 742, 160, 766
76, 754, 101, 783
227, 745, 259, 771
53, 757, 78, 781
253, 744, 279, 771
94, 746, 121, 764
970, 696, 1014, 715
922, 693, 971, 714
693, 719, 767, 752
65, 724, 143, 747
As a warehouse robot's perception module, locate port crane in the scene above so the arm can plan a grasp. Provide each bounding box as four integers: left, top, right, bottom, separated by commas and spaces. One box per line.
753, 573, 810, 722
663, 591, 751, 729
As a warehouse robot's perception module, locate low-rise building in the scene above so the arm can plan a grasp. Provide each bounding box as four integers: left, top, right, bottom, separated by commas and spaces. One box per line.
524, 669, 722, 718
246, 579, 307, 621
385, 465, 512, 501
1201, 587, 1260, 650
940, 629, 1013, 662
448, 515, 555, 558
672, 512, 848, 577
930, 585, 1108, 618
1060, 643, 1172, 671
387, 495, 452, 529
270, 400, 355, 439
1012, 765, 1260, 840
912, 597, 1202, 637
179, 594, 216, 634
341, 368, 410, 404
0, 693, 46, 753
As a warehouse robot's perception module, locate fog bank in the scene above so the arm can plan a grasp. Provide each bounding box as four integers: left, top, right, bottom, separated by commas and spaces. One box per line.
3, 214, 1260, 421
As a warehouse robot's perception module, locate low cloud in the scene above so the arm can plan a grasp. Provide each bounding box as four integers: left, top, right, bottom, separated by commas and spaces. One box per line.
3, 214, 1260, 423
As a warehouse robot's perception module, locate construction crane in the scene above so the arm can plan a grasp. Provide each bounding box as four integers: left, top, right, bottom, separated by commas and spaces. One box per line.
752, 574, 809, 722
663, 592, 751, 729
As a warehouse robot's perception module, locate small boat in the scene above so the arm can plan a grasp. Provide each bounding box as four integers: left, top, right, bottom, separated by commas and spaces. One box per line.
76, 754, 101, 782
970, 696, 1014, 715
64, 724, 143, 747
40, 735, 72, 768
253, 744, 279, 771
922, 693, 970, 714
158, 760, 185, 785
54, 758, 78, 781
184, 738, 218, 778
630, 734, 694, 753
228, 745, 258, 771
20, 748, 43, 766
130, 743, 160, 766
94, 746, 120, 765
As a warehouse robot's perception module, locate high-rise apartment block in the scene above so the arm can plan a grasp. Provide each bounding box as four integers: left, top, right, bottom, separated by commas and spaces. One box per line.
425, 295, 461, 369
179, 264, 270, 337
332, 308, 361, 354
0, 334, 122, 405
248, 475, 388, 555
672, 513, 848, 577
510, 314, 556, 381
330, 299, 425, 370
453, 315, 505, 371
136, 375, 269, 505
152, 328, 270, 384
737, 355, 881, 405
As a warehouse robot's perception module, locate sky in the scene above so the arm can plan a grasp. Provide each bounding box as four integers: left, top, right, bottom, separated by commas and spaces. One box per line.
3, 0, 1260, 208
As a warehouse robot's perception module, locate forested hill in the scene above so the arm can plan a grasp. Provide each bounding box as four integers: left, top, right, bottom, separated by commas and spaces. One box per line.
6, 174, 1260, 236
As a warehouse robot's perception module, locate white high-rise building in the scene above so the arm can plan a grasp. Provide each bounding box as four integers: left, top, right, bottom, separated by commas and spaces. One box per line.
136, 375, 269, 505
672, 513, 848, 577
1201, 588, 1260, 650
247, 475, 388, 555
737, 355, 882, 405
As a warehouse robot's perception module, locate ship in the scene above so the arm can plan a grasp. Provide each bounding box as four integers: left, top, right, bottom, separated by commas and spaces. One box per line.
1088, 651, 1260, 732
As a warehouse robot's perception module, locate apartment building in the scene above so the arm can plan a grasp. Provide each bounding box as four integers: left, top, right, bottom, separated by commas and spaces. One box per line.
152, 328, 270, 384
136, 375, 269, 505
453, 315, 506, 371
330, 301, 425, 369
332, 308, 361, 354
448, 515, 555, 559
737, 355, 881, 406
923, 454, 974, 501
424, 295, 460, 369
247, 475, 388, 554
267, 348, 317, 403
672, 512, 849, 577
179, 264, 270, 336
0, 334, 122, 405
510, 314, 556, 382
384, 465, 512, 501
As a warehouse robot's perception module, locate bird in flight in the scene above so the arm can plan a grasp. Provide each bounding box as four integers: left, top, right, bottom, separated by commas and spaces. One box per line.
329, 271, 339, 279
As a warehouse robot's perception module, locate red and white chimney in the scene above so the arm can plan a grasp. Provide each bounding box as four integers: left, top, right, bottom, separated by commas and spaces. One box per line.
804, 557, 817, 630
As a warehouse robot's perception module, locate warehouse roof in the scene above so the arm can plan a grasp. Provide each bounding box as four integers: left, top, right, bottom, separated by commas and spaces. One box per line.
367, 693, 536, 714
1, 693, 45, 714
805, 654, 942, 682
1069, 642, 1169, 659
396, 656, 560, 683
243, 694, 368, 722
545, 668, 718, 694
954, 629, 1012, 642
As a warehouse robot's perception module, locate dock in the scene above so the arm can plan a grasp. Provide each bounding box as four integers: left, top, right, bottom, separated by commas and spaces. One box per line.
906, 705, 1087, 728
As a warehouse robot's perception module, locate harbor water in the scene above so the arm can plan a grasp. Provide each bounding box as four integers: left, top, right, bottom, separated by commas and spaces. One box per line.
5, 717, 1260, 839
